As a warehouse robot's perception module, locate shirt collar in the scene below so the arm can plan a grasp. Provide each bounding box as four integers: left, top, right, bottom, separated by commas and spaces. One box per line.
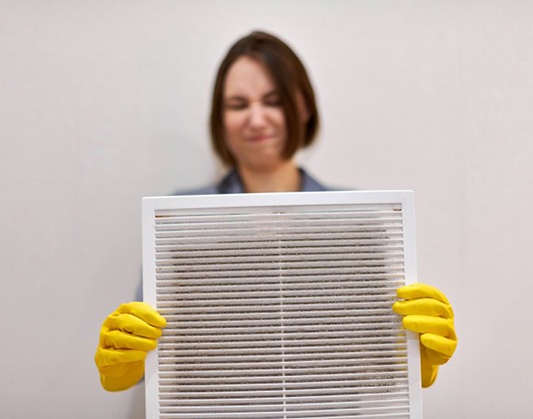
217, 169, 328, 194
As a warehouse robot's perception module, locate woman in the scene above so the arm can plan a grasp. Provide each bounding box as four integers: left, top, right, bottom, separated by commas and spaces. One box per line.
184, 30, 325, 195
95, 31, 457, 392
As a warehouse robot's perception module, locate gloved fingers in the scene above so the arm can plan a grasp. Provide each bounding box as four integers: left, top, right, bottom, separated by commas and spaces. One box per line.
104, 312, 164, 339
98, 361, 144, 379
94, 346, 147, 369
396, 283, 450, 305
116, 302, 167, 328
392, 298, 453, 319
419, 361, 439, 388
422, 344, 452, 366
402, 314, 456, 339
420, 333, 457, 359
99, 361, 145, 390
97, 359, 145, 379
99, 361, 145, 391
100, 328, 158, 351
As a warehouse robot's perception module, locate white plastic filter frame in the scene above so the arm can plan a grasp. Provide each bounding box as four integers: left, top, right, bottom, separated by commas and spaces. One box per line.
143, 190, 422, 418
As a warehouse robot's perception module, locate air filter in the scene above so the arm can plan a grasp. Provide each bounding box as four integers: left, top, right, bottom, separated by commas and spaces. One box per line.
143, 190, 421, 418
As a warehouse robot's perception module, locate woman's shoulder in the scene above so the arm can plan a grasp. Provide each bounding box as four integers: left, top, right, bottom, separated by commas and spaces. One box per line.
300, 169, 328, 192
300, 169, 350, 192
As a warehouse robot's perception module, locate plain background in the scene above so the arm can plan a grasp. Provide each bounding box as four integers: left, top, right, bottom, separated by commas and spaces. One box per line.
1, 1, 532, 418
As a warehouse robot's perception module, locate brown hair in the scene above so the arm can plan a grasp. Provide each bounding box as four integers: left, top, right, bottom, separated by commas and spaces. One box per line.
210, 31, 320, 167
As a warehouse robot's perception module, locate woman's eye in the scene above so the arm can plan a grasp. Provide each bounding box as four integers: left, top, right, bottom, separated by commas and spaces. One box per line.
225, 102, 247, 110
265, 97, 281, 107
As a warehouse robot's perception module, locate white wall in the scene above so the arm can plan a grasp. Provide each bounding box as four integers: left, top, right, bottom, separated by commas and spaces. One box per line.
1, 1, 532, 418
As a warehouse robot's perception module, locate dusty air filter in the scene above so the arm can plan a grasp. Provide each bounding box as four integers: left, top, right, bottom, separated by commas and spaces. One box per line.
143, 190, 421, 418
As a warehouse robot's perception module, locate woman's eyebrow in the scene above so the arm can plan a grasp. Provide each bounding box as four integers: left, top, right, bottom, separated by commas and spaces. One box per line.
224, 95, 247, 102
224, 90, 278, 102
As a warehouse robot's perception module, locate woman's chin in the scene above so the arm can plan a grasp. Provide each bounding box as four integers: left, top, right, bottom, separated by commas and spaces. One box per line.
239, 158, 295, 174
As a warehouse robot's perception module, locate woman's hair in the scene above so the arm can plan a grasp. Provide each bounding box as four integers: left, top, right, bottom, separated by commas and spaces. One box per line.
210, 30, 320, 167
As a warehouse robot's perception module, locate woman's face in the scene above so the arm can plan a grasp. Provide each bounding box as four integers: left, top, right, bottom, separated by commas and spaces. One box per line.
222, 56, 288, 172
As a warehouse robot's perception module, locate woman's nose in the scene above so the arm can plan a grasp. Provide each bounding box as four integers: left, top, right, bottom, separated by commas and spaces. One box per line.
249, 104, 268, 127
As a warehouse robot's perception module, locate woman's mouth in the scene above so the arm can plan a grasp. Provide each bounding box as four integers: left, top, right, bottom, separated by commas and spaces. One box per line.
247, 134, 273, 142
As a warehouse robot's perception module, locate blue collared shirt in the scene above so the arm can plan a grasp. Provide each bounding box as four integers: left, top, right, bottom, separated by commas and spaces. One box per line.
178, 168, 330, 195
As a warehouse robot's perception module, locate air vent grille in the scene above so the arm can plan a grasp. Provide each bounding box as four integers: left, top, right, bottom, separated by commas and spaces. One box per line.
143, 192, 420, 418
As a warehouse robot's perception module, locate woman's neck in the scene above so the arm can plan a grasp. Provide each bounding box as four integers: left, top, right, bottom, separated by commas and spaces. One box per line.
237, 162, 301, 193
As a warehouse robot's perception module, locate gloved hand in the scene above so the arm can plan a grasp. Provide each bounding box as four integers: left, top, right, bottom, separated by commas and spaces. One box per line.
392, 283, 457, 388
94, 302, 167, 392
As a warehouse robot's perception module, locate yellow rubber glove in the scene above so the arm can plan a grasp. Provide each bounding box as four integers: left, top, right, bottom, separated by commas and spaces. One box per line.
392, 283, 457, 388
94, 302, 166, 392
